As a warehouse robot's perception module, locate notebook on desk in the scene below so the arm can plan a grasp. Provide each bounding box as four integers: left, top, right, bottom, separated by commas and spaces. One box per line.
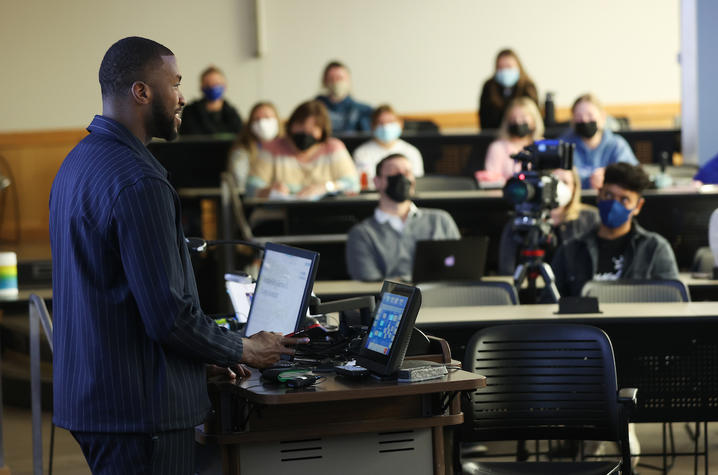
412, 237, 489, 284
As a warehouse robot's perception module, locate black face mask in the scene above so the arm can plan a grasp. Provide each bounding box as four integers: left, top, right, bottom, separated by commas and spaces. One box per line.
507, 122, 532, 138
290, 132, 318, 151
384, 174, 413, 203
575, 121, 598, 139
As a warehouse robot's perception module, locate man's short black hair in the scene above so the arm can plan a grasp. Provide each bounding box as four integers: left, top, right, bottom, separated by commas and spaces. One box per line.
375, 153, 409, 177
99, 37, 174, 98
603, 162, 651, 194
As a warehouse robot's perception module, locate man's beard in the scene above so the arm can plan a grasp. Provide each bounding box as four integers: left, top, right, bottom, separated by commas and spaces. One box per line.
150, 98, 178, 141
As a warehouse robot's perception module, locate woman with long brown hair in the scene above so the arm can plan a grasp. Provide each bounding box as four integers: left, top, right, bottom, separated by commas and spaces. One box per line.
227, 101, 282, 193
478, 49, 539, 130
246, 100, 359, 199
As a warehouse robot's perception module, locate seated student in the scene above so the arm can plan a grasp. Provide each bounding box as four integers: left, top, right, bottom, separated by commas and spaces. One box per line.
551, 162, 679, 298
478, 49, 539, 130
316, 61, 373, 133
476, 97, 544, 186
346, 153, 460, 281
498, 167, 599, 275
179, 65, 243, 135
693, 152, 718, 185
353, 104, 424, 189
228, 101, 282, 193
561, 93, 638, 189
246, 100, 359, 199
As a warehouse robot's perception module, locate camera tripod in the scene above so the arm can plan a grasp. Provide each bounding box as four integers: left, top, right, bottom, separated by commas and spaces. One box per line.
511, 219, 560, 304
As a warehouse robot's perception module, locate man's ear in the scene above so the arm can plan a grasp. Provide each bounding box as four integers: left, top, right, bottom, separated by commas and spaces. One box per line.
373, 175, 381, 190
130, 81, 151, 105
633, 196, 645, 216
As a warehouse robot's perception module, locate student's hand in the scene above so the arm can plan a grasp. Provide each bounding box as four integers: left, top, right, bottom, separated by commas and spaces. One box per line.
271, 182, 290, 195
296, 183, 326, 198
590, 167, 605, 189
241, 331, 309, 369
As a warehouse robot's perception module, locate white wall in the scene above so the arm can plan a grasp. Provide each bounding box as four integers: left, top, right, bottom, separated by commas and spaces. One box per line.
0, 0, 680, 132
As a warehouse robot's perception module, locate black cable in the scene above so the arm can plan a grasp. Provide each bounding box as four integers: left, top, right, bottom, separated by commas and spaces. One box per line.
441, 391, 459, 414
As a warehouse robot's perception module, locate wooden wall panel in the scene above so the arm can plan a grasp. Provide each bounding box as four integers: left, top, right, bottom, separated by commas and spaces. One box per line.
0, 129, 87, 243
403, 102, 681, 131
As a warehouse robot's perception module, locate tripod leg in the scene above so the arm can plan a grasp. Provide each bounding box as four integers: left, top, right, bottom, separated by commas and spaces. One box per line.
513, 263, 528, 293
538, 263, 560, 302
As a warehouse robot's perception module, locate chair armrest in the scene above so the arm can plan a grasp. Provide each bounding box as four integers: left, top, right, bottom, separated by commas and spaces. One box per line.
618, 387, 638, 410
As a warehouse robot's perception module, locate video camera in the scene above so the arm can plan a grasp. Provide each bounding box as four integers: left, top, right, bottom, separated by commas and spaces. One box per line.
503, 140, 574, 212
502, 139, 575, 256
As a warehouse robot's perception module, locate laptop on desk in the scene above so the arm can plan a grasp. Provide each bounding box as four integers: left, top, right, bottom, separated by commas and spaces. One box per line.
411, 237, 489, 284
243, 242, 320, 337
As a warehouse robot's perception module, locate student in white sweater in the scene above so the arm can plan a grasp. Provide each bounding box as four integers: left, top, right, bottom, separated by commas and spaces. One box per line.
352, 104, 424, 189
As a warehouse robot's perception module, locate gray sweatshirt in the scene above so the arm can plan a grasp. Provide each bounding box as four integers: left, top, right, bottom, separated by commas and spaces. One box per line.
346, 207, 461, 281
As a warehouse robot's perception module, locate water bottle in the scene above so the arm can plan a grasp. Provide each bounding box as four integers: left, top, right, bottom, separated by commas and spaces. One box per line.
544, 92, 555, 128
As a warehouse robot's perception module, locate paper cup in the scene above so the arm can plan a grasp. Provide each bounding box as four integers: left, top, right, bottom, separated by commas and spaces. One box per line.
0, 252, 18, 296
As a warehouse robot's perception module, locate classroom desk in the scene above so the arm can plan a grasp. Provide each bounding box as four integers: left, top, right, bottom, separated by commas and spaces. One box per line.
312, 273, 718, 302
415, 301, 718, 423
244, 187, 718, 275
196, 369, 485, 475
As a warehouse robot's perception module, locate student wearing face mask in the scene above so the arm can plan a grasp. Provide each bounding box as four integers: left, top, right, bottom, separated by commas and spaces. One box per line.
478, 49, 539, 130
346, 153, 460, 281
551, 162, 678, 298
477, 97, 545, 185
497, 168, 599, 275
561, 93, 638, 190
246, 100, 358, 199
353, 104, 424, 189
179, 65, 243, 136
227, 102, 282, 194
315, 61, 373, 133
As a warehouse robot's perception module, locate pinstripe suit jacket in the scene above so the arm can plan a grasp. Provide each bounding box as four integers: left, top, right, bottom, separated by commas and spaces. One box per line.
50, 115, 243, 432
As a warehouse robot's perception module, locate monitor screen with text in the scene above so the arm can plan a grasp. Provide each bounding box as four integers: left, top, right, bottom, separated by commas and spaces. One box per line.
244, 244, 318, 337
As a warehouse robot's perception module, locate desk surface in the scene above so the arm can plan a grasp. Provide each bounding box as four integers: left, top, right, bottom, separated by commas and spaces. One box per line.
313, 273, 718, 299
416, 301, 718, 326
222, 369, 485, 406
243, 189, 718, 273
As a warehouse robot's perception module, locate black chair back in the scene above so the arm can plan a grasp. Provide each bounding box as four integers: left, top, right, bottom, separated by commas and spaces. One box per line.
419, 281, 518, 307
581, 279, 690, 303
414, 175, 477, 192
463, 324, 622, 443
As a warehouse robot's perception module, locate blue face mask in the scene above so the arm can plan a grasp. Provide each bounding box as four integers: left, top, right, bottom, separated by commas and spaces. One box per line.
598, 199, 634, 229
202, 85, 225, 101
495, 68, 520, 88
374, 122, 402, 143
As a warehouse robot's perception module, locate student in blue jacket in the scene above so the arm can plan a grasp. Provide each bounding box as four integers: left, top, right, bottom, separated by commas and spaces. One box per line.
561, 93, 638, 189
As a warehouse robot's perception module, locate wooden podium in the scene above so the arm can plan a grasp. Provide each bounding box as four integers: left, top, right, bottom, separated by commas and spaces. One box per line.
197, 367, 484, 475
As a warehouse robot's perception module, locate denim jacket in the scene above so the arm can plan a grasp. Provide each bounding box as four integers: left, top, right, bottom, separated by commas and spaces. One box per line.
551, 221, 680, 298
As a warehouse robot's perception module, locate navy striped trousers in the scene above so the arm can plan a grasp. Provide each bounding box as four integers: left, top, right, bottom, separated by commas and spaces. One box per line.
72, 429, 195, 474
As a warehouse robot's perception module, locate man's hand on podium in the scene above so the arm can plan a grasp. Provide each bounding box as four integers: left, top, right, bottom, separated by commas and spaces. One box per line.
242, 331, 309, 368
207, 363, 252, 380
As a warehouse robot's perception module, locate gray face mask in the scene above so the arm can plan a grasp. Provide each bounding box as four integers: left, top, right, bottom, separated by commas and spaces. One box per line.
385, 174, 412, 203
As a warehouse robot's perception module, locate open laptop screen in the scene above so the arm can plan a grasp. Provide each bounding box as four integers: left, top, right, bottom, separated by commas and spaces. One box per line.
244, 243, 319, 337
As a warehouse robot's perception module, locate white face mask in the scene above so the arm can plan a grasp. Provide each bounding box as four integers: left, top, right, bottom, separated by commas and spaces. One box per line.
555, 179, 573, 208
250, 117, 279, 142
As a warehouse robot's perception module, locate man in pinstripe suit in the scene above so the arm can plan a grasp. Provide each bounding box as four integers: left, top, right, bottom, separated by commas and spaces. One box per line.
49, 37, 303, 474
